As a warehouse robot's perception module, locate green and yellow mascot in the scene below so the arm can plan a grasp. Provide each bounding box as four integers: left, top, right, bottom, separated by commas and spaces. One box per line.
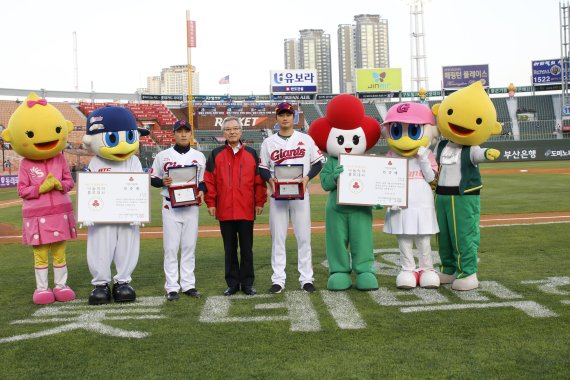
432, 81, 502, 290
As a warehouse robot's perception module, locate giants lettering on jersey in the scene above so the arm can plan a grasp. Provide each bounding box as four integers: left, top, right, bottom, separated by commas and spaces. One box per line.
163, 161, 198, 172
270, 147, 306, 164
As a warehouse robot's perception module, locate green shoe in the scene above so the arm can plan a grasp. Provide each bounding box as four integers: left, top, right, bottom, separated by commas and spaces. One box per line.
327, 273, 352, 290
355, 272, 379, 291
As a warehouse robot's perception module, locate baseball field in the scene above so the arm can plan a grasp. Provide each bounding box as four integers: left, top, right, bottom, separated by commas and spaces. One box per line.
0, 160, 569, 379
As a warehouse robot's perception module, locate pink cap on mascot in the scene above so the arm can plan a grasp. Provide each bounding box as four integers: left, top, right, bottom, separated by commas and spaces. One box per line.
382, 102, 434, 125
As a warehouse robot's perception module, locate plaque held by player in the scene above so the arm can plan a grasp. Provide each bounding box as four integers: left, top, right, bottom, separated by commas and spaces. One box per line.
168, 166, 199, 208
274, 164, 304, 200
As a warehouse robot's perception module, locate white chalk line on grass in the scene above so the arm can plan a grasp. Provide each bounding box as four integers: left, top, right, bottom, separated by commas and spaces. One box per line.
0, 216, 569, 241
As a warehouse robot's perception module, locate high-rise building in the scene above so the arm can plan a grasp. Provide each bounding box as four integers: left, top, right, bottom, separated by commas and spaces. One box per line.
144, 64, 199, 103
338, 24, 355, 94
160, 65, 200, 96
284, 38, 299, 69
146, 76, 161, 95
284, 29, 333, 94
338, 14, 390, 93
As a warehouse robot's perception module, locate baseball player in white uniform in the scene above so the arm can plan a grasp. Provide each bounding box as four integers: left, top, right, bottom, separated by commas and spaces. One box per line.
150, 119, 206, 301
259, 102, 324, 293
82, 106, 149, 305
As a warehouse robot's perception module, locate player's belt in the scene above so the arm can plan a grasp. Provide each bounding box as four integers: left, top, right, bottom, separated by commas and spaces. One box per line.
435, 186, 480, 196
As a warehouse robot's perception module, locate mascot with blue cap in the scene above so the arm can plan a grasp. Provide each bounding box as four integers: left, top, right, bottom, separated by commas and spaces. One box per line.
82, 106, 150, 304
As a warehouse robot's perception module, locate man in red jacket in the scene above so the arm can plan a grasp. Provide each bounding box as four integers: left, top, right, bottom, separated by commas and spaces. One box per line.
205, 117, 267, 296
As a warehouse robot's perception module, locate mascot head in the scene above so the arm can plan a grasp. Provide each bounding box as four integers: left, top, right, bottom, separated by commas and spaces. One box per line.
382, 102, 439, 157
308, 94, 380, 158
1, 92, 74, 160
82, 106, 149, 161
432, 81, 501, 146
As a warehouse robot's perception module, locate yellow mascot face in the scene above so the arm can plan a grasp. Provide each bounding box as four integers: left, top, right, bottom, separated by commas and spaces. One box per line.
1, 92, 73, 160
432, 81, 501, 146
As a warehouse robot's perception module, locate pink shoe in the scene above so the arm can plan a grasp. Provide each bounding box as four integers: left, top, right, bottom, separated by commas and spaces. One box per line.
53, 286, 76, 302
33, 289, 55, 305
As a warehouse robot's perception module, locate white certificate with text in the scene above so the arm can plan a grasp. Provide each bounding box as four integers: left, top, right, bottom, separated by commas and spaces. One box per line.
337, 154, 408, 207
77, 172, 151, 223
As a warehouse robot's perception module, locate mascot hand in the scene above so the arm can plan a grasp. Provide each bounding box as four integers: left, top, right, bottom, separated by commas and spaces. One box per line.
130, 221, 145, 227
52, 177, 63, 191
39, 174, 56, 194
333, 165, 344, 180
390, 205, 401, 211
485, 148, 500, 161
80, 221, 94, 228
417, 146, 429, 161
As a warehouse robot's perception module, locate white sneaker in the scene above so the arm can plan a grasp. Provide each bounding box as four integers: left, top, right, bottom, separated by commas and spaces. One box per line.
419, 269, 440, 289
452, 273, 479, 291
396, 271, 418, 289
438, 272, 456, 284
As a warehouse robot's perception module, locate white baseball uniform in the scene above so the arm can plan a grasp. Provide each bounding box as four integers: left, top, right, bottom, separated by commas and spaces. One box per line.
259, 130, 324, 288
86, 155, 143, 286
150, 146, 206, 293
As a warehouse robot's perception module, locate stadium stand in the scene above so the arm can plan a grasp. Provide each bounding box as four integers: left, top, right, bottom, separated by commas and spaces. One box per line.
516, 95, 556, 120
491, 97, 511, 122
299, 103, 322, 124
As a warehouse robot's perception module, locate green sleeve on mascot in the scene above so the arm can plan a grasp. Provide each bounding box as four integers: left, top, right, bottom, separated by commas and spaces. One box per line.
431, 81, 502, 291
308, 94, 381, 291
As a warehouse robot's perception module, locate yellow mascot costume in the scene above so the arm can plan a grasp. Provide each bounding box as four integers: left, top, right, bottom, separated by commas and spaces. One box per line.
432, 81, 502, 291
2, 93, 77, 304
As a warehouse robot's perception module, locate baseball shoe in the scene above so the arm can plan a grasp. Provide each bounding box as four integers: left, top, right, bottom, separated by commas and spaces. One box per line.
224, 286, 240, 296
268, 284, 283, 294
302, 283, 316, 293
183, 288, 201, 298
112, 282, 136, 302
166, 291, 179, 301
242, 286, 256, 296
89, 284, 111, 305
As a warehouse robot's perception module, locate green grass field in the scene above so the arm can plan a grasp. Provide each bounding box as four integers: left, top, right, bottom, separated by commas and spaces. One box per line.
0, 161, 569, 379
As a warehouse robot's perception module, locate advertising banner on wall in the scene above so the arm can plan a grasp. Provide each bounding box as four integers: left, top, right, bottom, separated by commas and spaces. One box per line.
356, 68, 402, 93
270, 70, 318, 93
531, 59, 567, 85
442, 65, 489, 88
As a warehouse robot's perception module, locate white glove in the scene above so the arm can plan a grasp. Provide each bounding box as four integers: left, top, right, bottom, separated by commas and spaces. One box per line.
80, 221, 94, 228
129, 221, 145, 227
417, 146, 429, 161
390, 205, 401, 211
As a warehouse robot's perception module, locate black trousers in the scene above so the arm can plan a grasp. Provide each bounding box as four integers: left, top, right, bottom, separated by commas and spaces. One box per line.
219, 220, 254, 288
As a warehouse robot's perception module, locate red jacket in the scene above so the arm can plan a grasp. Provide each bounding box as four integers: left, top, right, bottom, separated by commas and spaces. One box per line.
205, 142, 267, 221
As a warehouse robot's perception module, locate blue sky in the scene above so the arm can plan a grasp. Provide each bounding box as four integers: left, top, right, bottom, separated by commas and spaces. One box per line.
0, 0, 560, 95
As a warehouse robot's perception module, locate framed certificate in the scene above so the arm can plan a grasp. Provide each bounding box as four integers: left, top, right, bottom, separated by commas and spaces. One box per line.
274, 164, 304, 200
77, 172, 150, 223
337, 154, 408, 207
168, 166, 199, 207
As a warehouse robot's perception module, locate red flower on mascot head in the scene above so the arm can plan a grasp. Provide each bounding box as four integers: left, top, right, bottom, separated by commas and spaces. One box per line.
308, 94, 381, 158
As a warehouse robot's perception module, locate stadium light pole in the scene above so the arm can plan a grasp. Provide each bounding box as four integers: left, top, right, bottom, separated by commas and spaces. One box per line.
186, 10, 195, 147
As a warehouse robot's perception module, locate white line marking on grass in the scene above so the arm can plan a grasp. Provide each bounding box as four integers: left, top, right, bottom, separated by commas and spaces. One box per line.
452, 281, 524, 301
369, 287, 449, 306
0, 297, 166, 343
1, 217, 569, 241
199, 292, 320, 332
400, 301, 557, 318
321, 291, 366, 329
522, 277, 570, 295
